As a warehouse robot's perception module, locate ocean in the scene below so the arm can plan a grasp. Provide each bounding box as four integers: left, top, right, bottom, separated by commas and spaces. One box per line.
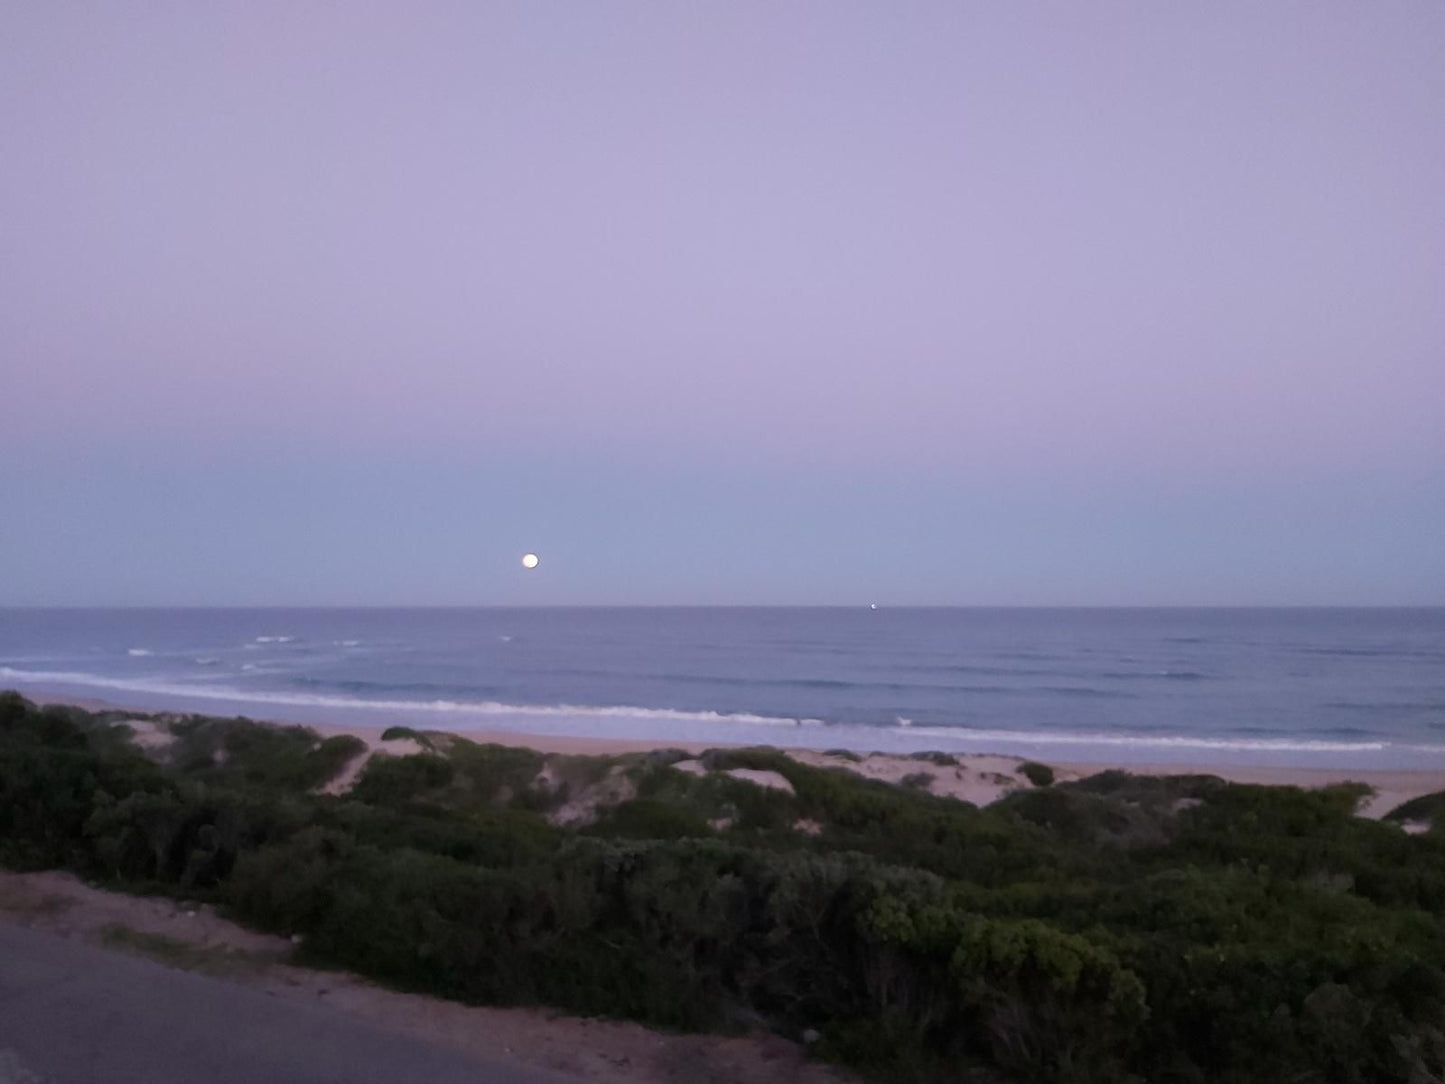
2, 607, 1443, 769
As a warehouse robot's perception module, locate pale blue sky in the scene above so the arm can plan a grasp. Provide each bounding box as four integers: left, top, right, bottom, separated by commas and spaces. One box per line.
2, 3, 1442, 604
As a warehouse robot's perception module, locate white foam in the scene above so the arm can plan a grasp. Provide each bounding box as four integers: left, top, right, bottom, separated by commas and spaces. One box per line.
3, 664, 1442, 758
335, 640, 362, 647
0, 666, 825, 729
194, 657, 220, 666
126, 649, 153, 657
891, 722, 1392, 755
253, 636, 296, 644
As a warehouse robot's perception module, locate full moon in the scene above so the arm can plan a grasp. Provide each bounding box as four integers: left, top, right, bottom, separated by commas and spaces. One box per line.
521, 553, 540, 570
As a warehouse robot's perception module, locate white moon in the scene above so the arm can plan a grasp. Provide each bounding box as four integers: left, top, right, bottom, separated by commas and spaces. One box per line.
521, 553, 540, 569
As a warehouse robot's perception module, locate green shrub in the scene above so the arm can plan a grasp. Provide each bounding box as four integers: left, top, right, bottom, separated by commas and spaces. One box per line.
378, 725, 434, 748
910, 750, 959, 767
444, 740, 545, 807
587, 798, 715, 840
167, 717, 365, 791
1019, 761, 1055, 787
1385, 789, 1445, 826
350, 753, 455, 806
7, 692, 1445, 1084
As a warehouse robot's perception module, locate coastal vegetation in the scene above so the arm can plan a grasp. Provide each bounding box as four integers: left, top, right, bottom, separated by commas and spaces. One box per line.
1018, 761, 1055, 788
4, 692, 1445, 1082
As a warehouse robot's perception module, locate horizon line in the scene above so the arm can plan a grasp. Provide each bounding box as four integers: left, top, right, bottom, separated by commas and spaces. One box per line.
3, 603, 1443, 612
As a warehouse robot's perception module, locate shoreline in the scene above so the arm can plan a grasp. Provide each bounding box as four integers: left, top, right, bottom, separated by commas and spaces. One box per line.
24, 691, 1445, 820
8, 670, 1445, 769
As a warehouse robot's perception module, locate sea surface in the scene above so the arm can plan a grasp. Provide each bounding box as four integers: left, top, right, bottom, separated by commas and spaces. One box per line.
2, 608, 1444, 769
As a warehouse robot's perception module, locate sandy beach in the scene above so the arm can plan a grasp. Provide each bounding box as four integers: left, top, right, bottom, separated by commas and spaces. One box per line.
31, 693, 1445, 822
316, 720, 1445, 821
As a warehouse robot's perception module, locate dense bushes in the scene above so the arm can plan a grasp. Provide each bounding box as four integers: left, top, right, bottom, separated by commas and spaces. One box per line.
168, 715, 366, 791
5, 690, 1445, 1083
1385, 788, 1445, 828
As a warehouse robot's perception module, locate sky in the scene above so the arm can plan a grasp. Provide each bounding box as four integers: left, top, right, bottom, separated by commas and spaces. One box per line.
2, 3, 1442, 606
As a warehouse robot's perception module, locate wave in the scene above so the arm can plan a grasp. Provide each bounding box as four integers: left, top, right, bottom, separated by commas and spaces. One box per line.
544, 668, 1137, 699
0, 666, 825, 729
898, 663, 1069, 678
1326, 700, 1445, 714
194, 657, 220, 666
906, 663, 1218, 684
1095, 670, 1214, 682
1297, 647, 1442, 660
126, 648, 153, 657
890, 722, 1402, 755
288, 676, 502, 698
253, 636, 296, 644
5, 665, 1444, 759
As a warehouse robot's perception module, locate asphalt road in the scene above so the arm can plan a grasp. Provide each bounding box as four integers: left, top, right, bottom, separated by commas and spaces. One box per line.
0, 922, 576, 1084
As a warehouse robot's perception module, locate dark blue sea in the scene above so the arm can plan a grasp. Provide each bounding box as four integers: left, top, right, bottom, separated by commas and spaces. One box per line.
3, 608, 1443, 768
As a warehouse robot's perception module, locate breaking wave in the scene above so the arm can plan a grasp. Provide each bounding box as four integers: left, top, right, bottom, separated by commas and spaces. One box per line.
890, 721, 1407, 755
0, 666, 825, 729
3, 664, 1445, 758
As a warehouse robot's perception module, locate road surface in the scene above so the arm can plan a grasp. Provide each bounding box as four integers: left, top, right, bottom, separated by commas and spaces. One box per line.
0, 922, 576, 1083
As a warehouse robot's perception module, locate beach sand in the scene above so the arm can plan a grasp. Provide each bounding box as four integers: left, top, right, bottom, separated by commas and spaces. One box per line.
316, 720, 1445, 820
34, 693, 1444, 821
